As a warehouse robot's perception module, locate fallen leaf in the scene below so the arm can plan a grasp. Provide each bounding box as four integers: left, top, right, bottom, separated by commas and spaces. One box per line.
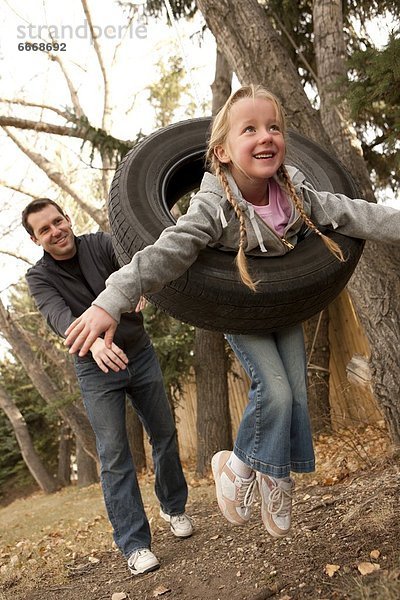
152, 584, 171, 597
88, 556, 100, 564
210, 535, 220, 540
370, 549, 380, 560
325, 564, 340, 577
112, 594, 127, 600
357, 562, 380, 576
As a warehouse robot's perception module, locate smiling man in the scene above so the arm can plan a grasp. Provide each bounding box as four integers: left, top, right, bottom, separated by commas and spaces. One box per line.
22, 198, 193, 576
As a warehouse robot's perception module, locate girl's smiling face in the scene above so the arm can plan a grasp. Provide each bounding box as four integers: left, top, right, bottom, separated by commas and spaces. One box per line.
215, 97, 286, 203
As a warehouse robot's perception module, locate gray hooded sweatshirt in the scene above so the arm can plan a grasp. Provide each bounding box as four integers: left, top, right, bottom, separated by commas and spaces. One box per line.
94, 167, 400, 322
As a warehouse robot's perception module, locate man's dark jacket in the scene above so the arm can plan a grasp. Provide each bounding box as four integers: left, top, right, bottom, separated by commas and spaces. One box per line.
26, 231, 149, 358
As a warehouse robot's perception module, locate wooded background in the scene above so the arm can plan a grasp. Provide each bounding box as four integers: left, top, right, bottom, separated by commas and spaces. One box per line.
0, 0, 398, 500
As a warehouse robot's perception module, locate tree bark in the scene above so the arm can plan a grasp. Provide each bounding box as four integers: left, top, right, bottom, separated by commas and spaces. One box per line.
57, 423, 72, 487
313, 0, 400, 446
196, 0, 331, 146
211, 47, 233, 114
195, 329, 232, 476
0, 385, 58, 494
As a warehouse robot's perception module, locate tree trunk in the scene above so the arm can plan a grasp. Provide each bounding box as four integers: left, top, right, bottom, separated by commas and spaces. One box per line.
0, 299, 99, 463
313, 0, 400, 446
75, 437, 99, 487
196, 0, 331, 146
126, 399, 147, 473
211, 47, 233, 114
344, 243, 400, 445
195, 329, 232, 476
312, 0, 374, 201
57, 423, 72, 487
303, 311, 331, 433
0, 385, 58, 494
194, 46, 233, 476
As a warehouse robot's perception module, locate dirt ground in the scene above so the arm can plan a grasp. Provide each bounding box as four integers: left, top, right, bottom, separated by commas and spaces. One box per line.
1, 432, 399, 600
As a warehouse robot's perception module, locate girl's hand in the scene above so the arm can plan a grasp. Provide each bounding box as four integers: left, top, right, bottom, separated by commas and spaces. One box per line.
64, 306, 117, 357
135, 296, 147, 312
89, 337, 128, 373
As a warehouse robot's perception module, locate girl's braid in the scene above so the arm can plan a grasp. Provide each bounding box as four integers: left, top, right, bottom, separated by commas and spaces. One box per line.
216, 165, 257, 291
278, 164, 345, 262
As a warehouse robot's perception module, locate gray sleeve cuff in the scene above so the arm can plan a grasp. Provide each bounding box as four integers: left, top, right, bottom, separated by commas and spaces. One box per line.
92, 286, 136, 323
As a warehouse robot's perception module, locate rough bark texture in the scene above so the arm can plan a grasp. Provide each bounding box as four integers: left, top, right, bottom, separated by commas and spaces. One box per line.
195, 330, 232, 476
312, 0, 374, 202
196, 0, 331, 146
313, 0, 400, 446
345, 243, 400, 444
211, 47, 233, 115
0, 385, 58, 494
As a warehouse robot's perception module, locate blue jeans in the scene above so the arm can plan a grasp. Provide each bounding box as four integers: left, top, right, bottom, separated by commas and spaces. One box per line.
225, 325, 315, 477
74, 343, 188, 558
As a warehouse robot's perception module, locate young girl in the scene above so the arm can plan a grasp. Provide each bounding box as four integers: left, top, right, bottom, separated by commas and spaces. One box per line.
65, 85, 400, 538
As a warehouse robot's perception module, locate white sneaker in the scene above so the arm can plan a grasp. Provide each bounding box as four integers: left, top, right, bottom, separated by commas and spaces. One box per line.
211, 450, 257, 526
257, 473, 294, 538
127, 548, 160, 575
160, 509, 193, 538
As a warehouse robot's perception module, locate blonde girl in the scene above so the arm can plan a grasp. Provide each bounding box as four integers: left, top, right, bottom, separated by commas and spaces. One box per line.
65, 85, 400, 538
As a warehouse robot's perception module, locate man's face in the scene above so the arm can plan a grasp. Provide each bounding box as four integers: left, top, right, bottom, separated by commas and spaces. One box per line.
28, 205, 76, 260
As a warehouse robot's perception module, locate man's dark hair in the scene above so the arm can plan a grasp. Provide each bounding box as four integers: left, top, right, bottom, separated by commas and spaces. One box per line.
22, 198, 67, 236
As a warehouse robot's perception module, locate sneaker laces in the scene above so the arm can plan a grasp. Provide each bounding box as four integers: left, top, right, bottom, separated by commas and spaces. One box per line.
171, 514, 189, 525
237, 477, 257, 508
267, 484, 293, 517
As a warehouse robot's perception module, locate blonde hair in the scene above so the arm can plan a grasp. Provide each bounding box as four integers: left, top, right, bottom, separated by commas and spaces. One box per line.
206, 84, 344, 291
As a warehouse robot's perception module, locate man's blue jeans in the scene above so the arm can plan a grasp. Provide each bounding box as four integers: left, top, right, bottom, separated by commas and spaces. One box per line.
225, 324, 315, 478
74, 343, 188, 558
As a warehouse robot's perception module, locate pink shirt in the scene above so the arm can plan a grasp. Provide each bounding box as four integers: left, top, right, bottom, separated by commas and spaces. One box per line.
252, 179, 292, 236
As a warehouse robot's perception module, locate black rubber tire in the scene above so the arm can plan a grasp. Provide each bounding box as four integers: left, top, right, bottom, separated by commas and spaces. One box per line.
109, 117, 364, 334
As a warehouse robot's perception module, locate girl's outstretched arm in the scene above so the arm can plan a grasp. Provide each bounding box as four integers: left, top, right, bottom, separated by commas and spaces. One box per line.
65, 306, 117, 356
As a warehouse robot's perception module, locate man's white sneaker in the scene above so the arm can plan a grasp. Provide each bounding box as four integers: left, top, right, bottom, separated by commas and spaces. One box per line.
160, 509, 193, 538
211, 450, 257, 526
257, 473, 294, 538
127, 548, 160, 575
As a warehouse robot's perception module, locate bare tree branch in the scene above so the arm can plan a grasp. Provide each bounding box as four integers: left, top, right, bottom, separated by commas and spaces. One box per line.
0, 98, 70, 119
0, 115, 84, 137
80, 0, 111, 131
80, 0, 113, 199
49, 54, 85, 118
0, 249, 35, 266
0, 180, 41, 199
2, 126, 108, 230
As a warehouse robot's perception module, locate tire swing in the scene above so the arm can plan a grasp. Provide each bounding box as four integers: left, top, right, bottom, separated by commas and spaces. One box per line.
109, 117, 364, 334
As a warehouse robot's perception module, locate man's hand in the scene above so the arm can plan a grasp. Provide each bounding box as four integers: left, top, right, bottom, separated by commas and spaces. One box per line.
89, 337, 128, 373
65, 306, 117, 356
